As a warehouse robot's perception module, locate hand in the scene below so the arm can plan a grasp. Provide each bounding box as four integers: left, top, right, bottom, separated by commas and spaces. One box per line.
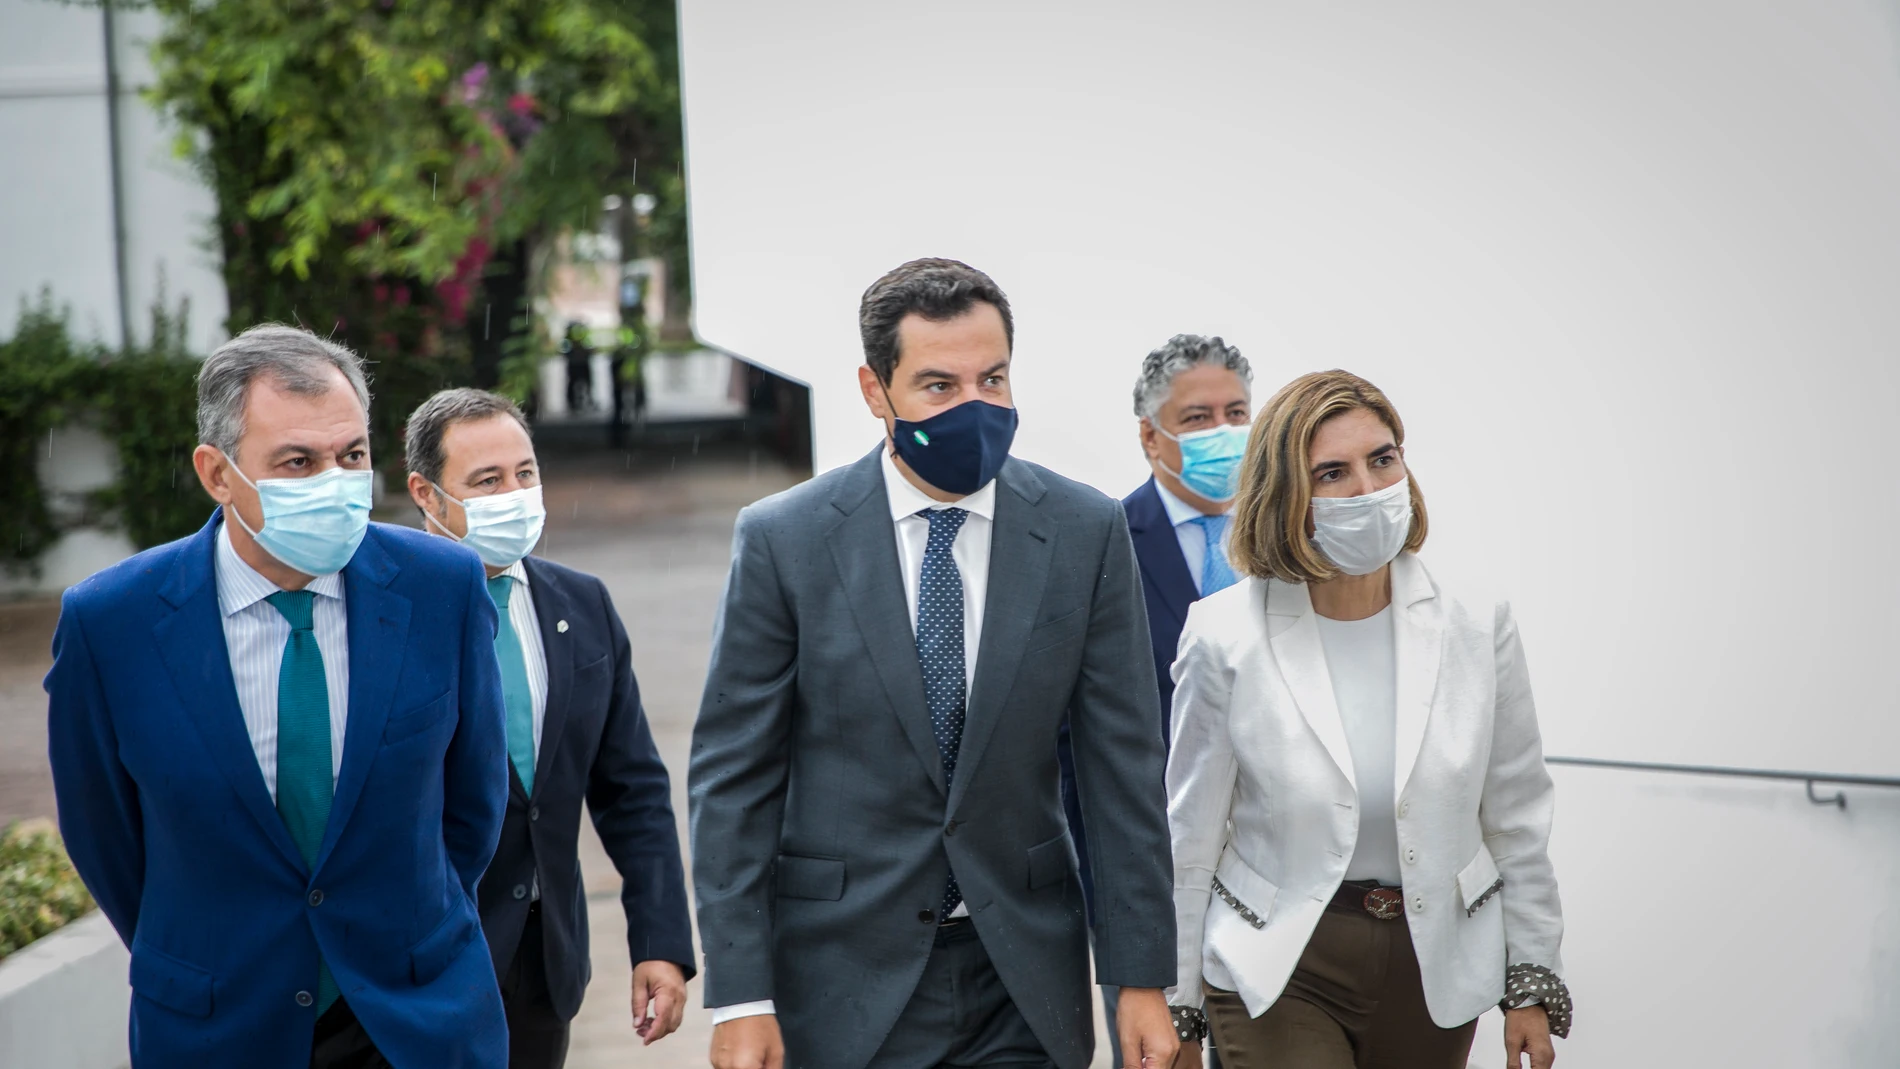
1114, 987, 1181, 1069
1504, 1005, 1556, 1069
710, 1014, 784, 1069
631, 960, 687, 1045
1173, 1041, 1206, 1069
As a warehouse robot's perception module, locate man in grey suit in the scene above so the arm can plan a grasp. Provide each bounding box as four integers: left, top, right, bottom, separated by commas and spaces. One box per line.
689, 258, 1179, 1069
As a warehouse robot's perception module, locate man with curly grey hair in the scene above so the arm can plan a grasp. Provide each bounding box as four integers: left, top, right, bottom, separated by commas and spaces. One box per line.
1060, 332, 1252, 1066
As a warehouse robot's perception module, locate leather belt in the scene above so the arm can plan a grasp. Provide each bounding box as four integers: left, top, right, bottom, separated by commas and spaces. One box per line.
1329, 880, 1405, 921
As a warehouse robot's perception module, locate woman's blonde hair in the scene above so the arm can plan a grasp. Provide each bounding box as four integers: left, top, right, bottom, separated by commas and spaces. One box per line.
1229, 370, 1428, 584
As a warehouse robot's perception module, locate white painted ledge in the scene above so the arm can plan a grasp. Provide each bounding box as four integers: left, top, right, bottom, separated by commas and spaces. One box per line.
0, 911, 130, 1069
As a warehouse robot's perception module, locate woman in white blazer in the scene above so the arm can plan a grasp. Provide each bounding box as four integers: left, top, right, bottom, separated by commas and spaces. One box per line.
1166, 371, 1568, 1069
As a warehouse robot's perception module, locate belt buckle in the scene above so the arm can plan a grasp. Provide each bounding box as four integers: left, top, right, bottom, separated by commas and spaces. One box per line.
1363, 887, 1403, 921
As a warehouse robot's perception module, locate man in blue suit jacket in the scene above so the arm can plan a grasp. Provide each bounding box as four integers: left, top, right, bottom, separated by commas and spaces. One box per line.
47, 325, 510, 1069
1059, 334, 1253, 1065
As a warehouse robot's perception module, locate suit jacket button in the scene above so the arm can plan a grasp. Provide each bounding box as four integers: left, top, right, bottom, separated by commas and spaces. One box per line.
944, 820, 957, 837
917, 909, 935, 924
529, 806, 540, 822
514, 884, 529, 900
307, 889, 324, 907
295, 990, 314, 1007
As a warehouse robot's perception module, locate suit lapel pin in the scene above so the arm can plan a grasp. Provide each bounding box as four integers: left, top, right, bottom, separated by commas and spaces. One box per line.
557, 620, 568, 633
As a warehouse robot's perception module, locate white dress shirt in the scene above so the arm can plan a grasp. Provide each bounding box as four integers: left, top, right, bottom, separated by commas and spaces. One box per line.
497, 558, 550, 761
1154, 479, 1229, 593
710, 450, 1000, 1025
214, 520, 350, 802
1316, 606, 1401, 884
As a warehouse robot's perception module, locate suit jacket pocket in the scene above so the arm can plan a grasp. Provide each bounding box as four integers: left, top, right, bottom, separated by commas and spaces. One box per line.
383, 690, 453, 744
1213, 846, 1280, 930
1025, 607, 1087, 654
775, 854, 845, 901
410, 906, 479, 985
1456, 845, 1504, 916
130, 941, 215, 1018
1026, 831, 1078, 890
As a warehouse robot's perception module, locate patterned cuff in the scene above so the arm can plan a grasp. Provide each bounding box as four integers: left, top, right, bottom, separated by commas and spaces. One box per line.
1171, 1004, 1208, 1043
1499, 963, 1572, 1038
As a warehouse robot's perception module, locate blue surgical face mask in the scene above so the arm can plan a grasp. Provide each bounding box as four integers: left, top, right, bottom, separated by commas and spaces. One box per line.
224, 456, 373, 577
1155, 422, 1250, 503
884, 391, 1018, 496
426, 483, 546, 569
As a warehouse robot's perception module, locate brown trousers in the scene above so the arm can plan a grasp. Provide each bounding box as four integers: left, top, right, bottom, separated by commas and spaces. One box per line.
1204, 907, 1477, 1069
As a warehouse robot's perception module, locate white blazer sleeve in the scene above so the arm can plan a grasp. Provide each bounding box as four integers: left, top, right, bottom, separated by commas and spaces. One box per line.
1165, 604, 1240, 1009
1479, 600, 1565, 975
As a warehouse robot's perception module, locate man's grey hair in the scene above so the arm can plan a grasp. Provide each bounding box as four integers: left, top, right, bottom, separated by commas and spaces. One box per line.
404, 388, 533, 491
196, 324, 372, 459
1131, 334, 1252, 420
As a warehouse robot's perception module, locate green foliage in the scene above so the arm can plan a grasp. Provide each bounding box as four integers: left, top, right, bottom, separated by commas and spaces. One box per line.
0, 822, 95, 961
144, 0, 679, 283
128, 0, 688, 474
0, 294, 213, 571
0, 294, 95, 576
95, 298, 216, 549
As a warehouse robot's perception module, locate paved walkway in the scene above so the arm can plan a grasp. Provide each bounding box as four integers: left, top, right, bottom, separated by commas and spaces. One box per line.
0, 443, 1112, 1067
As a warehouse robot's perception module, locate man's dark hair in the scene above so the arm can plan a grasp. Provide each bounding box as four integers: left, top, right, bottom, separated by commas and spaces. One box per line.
405, 387, 533, 492
859, 258, 1014, 385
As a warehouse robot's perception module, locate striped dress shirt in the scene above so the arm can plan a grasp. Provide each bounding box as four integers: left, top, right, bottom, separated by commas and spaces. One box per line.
214, 520, 350, 801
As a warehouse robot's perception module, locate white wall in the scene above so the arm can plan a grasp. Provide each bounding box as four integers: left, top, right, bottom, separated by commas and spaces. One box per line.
0, 912, 130, 1069
681, 1, 1900, 1063
0, 0, 226, 599
0, 0, 227, 349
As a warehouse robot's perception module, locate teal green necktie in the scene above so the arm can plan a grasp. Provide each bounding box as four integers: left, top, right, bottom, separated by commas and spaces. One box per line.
264, 590, 338, 1015
487, 576, 537, 795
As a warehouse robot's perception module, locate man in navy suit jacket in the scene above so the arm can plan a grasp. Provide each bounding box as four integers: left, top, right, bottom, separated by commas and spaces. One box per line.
47, 325, 510, 1069
1059, 334, 1253, 1065
403, 388, 696, 1069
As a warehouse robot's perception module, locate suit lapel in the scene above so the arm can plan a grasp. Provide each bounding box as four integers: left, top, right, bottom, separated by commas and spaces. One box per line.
524, 557, 573, 804
1266, 580, 1357, 792
153, 515, 306, 872
829, 448, 945, 794
1127, 479, 1196, 627
950, 460, 1054, 814
1390, 553, 1443, 802
316, 529, 411, 869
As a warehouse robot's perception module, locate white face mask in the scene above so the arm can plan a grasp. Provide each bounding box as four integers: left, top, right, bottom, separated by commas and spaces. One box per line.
1310, 476, 1412, 576
427, 483, 547, 569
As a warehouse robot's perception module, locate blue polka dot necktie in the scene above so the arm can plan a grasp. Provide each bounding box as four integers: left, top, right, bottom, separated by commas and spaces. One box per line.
1193, 513, 1238, 596
264, 590, 339, 1015
915, 507, 968, 919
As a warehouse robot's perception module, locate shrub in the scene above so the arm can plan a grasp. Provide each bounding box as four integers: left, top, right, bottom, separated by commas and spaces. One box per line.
96, 297, 216, 549
0, 294, 92, 576
0, 822, 95, 961
0, 292, 213, 570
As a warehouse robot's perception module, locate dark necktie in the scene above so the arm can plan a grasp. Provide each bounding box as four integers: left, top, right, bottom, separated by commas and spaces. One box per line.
264, 590, 339, 1015
915, 507, 969, 919
486, 576, 537, 794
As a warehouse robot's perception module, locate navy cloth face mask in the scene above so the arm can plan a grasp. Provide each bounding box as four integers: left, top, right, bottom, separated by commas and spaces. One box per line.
886, 395, 1019, 496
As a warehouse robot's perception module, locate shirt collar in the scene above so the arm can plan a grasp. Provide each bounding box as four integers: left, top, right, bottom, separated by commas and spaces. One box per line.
1154, 478, 1227, 529
499, 558, 531, 588
881, 446, 998, 523
215, 516, 345, 617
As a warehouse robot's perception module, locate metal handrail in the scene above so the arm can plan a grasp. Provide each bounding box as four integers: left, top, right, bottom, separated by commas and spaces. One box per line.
1543, 755, 1900, 810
